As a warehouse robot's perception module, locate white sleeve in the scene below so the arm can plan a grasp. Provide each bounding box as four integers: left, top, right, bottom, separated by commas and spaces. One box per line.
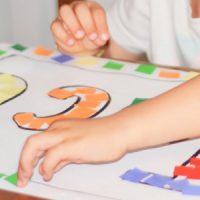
107, 0, 150, 54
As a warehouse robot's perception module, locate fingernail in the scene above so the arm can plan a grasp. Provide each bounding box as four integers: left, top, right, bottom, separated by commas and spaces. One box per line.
17, 179, 26, 187
67, 39, 75, 46
17, 180, 23, 187
89, 33, 97, 41
43, 175, 51, 181
101, 33, 109, 41
75, 30, 85, 39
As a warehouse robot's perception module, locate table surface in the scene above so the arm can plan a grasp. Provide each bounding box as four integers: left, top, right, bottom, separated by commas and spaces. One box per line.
0, 189, 46, 200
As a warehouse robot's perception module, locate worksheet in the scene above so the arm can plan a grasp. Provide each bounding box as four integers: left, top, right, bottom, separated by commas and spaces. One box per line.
0, 43, 199, 200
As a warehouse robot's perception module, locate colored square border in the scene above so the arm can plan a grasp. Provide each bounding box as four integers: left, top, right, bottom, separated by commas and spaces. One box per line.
135, 64, 156, 75
0, 50, 6, 56
103, 61, 124, 70
11, 44, 27, 52
52, 54, 74, 63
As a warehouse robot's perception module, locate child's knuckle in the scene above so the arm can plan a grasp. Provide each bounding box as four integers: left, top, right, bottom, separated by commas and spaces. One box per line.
93, 7, 104, 18
74, 3, 86, 14
59, 4, 70, 18
26, 135, 37, 146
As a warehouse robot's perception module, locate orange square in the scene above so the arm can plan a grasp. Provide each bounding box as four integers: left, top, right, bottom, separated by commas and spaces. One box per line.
34, 47, 53, 56
159, 71, 180, 79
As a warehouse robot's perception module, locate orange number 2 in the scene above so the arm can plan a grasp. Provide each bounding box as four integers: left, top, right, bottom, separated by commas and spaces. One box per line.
13, 86, 111, 131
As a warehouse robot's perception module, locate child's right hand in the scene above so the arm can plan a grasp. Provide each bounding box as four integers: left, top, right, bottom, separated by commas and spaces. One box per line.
17, 116, 130, 187
51, 1, 110, 56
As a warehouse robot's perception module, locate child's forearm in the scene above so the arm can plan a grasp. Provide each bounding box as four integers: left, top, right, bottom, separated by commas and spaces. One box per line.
116, 75, 200, 151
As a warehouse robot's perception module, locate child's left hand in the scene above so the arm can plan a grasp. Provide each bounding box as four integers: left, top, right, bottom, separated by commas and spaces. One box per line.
17, 116, 129, 187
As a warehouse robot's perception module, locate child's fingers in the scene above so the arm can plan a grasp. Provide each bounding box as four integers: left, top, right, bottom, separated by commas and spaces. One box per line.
91, 5, 109, 44
39, 144, 70, 181
51, 19, 75, 47
17, 132, 66, 187
52, 21, 98, 54
39, 141, 83, 181
59, 5, 85, 39
54, 2, 108, 53
56, 38, 99, 55
73, 3, 98, 41
81, 37, 99, 51
55, 39, 84, 55
39, 160, 70, 181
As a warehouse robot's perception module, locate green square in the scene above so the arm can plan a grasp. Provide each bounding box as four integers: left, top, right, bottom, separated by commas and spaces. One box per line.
5, 172, 18, 185
135, 64, 156, 74
0, 50, 6, 56
11, 44, 27, 51
0, 173, 5, 178
104, 61, 124, 70
131, 98, 147, 106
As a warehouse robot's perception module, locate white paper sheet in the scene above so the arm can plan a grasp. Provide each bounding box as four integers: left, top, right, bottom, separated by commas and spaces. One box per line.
0, 44, 199, 200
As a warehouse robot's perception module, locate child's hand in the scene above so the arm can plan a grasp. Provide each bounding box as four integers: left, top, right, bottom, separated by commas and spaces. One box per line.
17, 117, 128, 187
51, 1, 110, 55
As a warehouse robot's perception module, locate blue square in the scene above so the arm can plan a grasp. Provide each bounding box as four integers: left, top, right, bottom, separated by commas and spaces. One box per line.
121, 168, 150, 183
52, 54, 73, 63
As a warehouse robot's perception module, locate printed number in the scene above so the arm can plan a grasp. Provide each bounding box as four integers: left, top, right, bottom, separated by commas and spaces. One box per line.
0, 73, 27, 105
13, 86, 111, 131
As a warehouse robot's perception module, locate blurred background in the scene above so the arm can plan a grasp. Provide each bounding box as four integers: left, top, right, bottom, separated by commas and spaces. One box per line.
0, 0, 114, 48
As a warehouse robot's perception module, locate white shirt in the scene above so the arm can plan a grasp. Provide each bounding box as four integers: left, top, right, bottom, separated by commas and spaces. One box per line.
107, 0, 200, 69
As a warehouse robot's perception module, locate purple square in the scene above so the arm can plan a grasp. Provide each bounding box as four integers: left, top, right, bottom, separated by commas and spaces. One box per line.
144, 174, 172, 188
52, 54, 73, 63
167, 179, 189, 191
